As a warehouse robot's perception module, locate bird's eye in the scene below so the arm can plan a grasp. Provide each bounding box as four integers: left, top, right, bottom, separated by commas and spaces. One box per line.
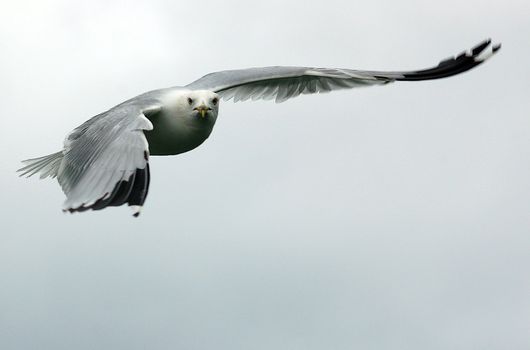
212, 97, 218, 105
187, 97, 193, 105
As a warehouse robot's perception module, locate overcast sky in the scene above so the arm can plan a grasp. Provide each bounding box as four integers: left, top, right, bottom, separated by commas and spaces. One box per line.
1, 0, 529, 349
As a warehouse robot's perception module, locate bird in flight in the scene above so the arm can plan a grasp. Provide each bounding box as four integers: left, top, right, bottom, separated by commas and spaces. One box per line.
18, 39, 501, 216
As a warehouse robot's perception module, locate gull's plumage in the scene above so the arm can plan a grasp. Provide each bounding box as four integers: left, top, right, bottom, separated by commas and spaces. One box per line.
186, 39, 500, 102
18, 39, 501, 216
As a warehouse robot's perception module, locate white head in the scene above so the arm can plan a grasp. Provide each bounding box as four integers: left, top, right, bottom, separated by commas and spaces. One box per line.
179, 90, 220, 121
146, 90, 221, 155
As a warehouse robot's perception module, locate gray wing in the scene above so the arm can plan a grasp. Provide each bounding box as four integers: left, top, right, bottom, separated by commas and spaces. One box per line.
186, 39, 500, 103
58, 98, 162, 216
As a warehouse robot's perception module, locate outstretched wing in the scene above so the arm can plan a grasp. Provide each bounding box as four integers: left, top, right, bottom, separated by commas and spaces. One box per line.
186, 39, 500, 103
58, 98, 162, 216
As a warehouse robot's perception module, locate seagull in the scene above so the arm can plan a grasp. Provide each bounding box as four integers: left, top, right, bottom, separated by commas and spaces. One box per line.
18, 39, 501, 216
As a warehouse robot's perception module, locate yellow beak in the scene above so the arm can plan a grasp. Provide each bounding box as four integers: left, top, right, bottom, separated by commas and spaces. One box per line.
195, 105, 209, 118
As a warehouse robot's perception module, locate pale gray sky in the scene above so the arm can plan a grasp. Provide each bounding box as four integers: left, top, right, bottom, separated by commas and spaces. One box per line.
1, 0, 529, 349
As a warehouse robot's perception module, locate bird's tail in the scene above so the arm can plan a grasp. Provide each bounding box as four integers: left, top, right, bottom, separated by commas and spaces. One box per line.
17, 151, 64, 179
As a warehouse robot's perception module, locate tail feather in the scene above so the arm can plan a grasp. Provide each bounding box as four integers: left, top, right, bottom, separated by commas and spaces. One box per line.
18, 152, 63, 179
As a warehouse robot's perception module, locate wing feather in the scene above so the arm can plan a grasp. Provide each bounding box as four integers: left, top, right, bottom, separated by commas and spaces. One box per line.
186, 39, 500, 104
58, 97, 161, 215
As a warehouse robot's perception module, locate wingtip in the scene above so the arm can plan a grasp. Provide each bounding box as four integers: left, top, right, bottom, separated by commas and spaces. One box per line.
492, 43, 502, 53
396, 38, 501, 81
473, 39, 501, 62
471, 38, 492, 55
131, 205, 142, 217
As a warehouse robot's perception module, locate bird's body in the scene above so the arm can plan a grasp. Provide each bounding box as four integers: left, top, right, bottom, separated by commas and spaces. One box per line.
18, 39, 501, 216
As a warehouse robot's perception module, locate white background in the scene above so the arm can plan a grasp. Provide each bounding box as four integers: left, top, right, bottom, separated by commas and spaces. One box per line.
1, 0, 529, 349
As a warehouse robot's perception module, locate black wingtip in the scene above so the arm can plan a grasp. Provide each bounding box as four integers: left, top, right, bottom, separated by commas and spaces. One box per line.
64, 164, 150, 215
397, 38, 500, 81
471, 38, 491, 55
492, 43, 501, 53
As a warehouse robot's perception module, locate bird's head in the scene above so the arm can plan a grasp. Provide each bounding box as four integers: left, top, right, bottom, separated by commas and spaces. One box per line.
183, 90, 220, 120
